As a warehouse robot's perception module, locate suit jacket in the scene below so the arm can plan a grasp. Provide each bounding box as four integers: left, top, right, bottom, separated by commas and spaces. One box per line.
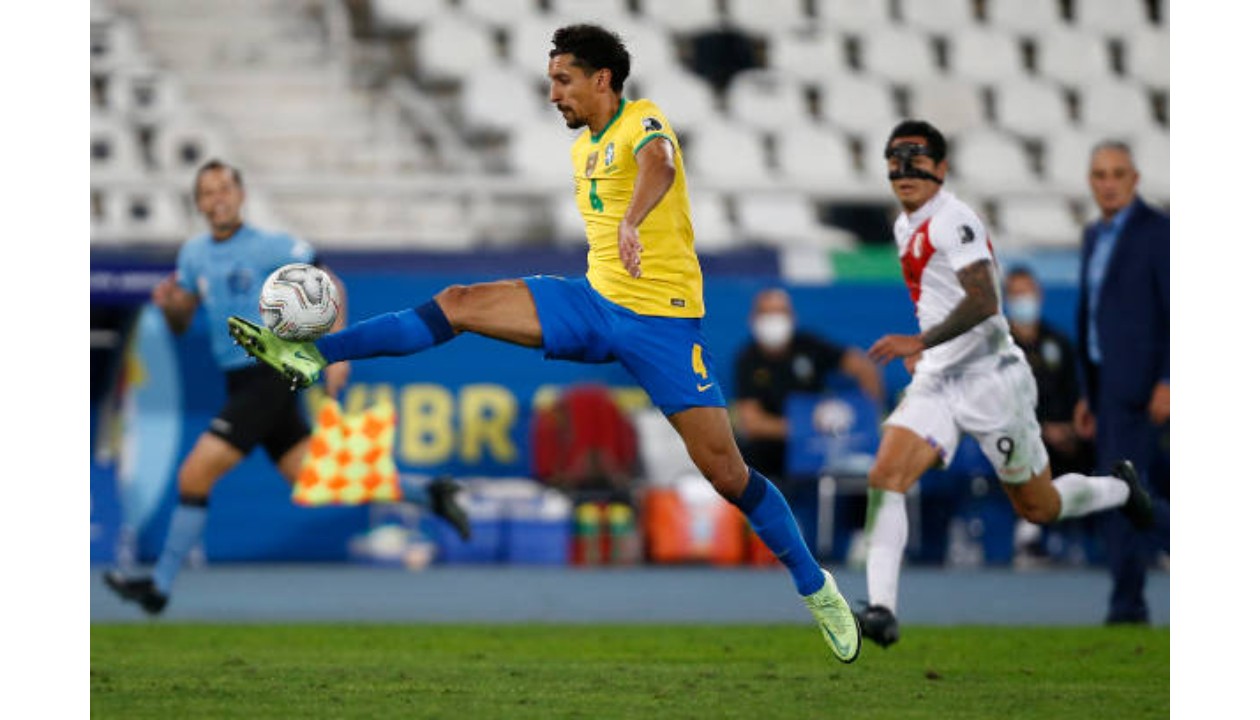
1076, 197, 1171, 409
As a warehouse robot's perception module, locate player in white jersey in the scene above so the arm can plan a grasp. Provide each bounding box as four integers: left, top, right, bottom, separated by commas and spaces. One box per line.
854, 120, 1154, 648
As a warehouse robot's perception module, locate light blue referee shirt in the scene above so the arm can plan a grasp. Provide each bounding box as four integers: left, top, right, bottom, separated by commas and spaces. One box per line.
175, 223, 315, 370
1085, 201, 1135, 365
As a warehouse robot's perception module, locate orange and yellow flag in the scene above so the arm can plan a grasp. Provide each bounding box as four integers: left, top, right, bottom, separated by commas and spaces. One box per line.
293, 398, 402, 506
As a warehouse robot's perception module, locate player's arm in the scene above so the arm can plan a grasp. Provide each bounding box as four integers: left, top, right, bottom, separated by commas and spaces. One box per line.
151, 272, 199, 335
869, 259, 999, 364
840, 348, 886, 410
617, 136, 676, 278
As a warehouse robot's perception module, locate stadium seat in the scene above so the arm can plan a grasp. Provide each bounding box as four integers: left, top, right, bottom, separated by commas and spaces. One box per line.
945, 28, 1027, 84
548, 0, 633, 22
897, 0, 976, 31
690, 191, 744, 251
1077, 80, 1160, 136
904, 78, 986, 137
507, 120, 582, 190
855, 26, 940, 85
725, 0, 812, 34
764, 29, 847, 84
948, 129, 1040, 196
110, 66, 189, 124
725, 69, 813, 132
612, 20, 686, 85
460, 0, 539, 28
814, 0, 891, 31
1123, 27, 1170, 92
1040, 129, 1099, 197
550, 191, 588, 247
1033, 29, 1115, 87
1131, 133, 1170, 200
458, 64, 550, 134
983, 0, 1065, 35
732, 192, 858, 250
91, 113, 148, 182
413, 14, 500, 83
772, 123, 864, 194
1072, 0, 1153, 35
104, 187, 192, 244
995, 196, 1082, 249
369, 0, 450, 33
637, 0, 722, 35
683, 121, 772, 190
91, 13, 149, 73
150, 116, 230, 175
815, 74, 899, 136
633, 69, 720, 135
990, 78, 1072, 139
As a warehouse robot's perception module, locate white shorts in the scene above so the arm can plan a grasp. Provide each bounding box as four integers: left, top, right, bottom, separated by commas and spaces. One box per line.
884, 353, 1049, 484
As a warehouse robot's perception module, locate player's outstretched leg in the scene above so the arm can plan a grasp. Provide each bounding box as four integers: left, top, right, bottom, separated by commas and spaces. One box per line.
1113, 459, 1155, 529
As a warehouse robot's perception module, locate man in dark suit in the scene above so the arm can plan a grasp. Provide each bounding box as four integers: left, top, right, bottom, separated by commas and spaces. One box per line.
1074, 140, 1171, 624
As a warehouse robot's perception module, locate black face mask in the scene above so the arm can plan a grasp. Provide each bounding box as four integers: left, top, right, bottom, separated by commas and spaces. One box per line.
885, 143, 944, 184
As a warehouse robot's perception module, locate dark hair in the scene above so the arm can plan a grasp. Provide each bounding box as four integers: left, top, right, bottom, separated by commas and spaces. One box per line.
886, 120, 948, 162
550, 24, 631, 93
194, 159, 243, 197
1003, 264, 1039, 286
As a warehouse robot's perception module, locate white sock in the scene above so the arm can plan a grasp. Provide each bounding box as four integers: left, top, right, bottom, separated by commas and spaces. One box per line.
865, 489, 908, 613
1052, 472, 1131, 520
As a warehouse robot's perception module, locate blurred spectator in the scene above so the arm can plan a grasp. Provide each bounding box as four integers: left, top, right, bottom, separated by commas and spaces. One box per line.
1074, 140, 1171, 624
1003, 265, 1096, 567
733, 287, 885, 485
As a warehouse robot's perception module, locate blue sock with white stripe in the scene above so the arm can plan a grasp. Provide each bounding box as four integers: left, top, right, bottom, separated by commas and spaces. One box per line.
734, 467, 826, 596
315, 301, 454, 364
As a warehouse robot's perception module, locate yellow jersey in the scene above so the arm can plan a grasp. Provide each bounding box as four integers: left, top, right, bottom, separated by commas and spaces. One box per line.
569, 98, 704, 317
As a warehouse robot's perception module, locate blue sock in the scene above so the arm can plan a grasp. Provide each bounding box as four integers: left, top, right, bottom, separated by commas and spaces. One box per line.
735, 467, 826, 596
153, 496, 208, 595
315, 301, 454, 364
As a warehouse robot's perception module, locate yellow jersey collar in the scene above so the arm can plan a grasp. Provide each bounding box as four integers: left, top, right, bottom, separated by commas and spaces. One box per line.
589, 98, 627, 144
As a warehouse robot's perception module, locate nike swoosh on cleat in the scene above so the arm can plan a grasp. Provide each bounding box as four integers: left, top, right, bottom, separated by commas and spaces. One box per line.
823, 624, 853, 658
294, 351, 314, 361
696, 382, 714, 392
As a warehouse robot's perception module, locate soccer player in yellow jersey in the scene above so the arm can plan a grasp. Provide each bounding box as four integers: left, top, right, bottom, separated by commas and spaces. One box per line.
229, 24, 861, 663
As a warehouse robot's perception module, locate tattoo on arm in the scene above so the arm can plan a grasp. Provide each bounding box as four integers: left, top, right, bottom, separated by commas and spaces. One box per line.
919, 259, 999, 349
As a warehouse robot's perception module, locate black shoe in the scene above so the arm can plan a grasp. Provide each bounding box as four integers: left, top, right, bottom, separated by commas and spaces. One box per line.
856, 603, 900, 648
103, 570, 169, 616
428, 477, 472, 541
1113, 460, 1154, 530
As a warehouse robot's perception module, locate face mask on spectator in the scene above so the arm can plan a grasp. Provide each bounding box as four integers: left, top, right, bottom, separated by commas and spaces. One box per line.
753, 312, 794, 350
1006, 296, 1041, 326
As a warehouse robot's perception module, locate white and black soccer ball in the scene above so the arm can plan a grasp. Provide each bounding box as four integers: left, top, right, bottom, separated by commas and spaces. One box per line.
259, 263, 340, 341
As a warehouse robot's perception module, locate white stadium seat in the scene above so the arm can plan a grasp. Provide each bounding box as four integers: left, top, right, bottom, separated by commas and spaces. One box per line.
985, 0, 1065, 35
1034, 29, 1115, 87
773, 124, 863, 193
815, 0, 891, 31
991, 78, 1072, 139
816, 74, 899, 136
414, 14, 499, 83
732, 192, 858, 250
857, 26, 940, 84
1072, 0, 1153, 35
946, 28, 1026, 84
370, 0, 450, 33
726, 0, 812, 34
1041, 129, 1099, 197
459, 64, 550, 134
104, 188, 192, 244
683, 121, 772, 190
765, 29, 846, 84
91, 113, 148, 182
460, 0, 539, 28
637, 0, 721, 35
904, 79, 986, 137
1131, 133, 1170, 200
689, 191, 744, 251
949, 129, 1039, 196
1124, 27, 1170, 91
632, 69, 720, 135
996, 196, 1081, 249
898, 0, 976, 31
1077, 80, 1160, 136
507, 120, 582, 190
725, 69, 813, 132
150, 117, 231, 174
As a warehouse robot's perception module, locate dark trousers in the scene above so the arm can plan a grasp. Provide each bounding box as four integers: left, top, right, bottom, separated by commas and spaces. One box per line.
1094, 399, 1171, 623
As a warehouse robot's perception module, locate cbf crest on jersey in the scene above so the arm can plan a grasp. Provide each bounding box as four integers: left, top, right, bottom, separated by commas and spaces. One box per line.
604, 142, 615, 166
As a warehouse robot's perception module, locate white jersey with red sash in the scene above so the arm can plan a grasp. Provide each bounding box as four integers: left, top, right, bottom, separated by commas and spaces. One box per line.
893, 189, 1017, 375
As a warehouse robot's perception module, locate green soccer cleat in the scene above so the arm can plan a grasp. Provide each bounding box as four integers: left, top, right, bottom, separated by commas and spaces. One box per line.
803, 569, 862, 663
227, 315, 327, 389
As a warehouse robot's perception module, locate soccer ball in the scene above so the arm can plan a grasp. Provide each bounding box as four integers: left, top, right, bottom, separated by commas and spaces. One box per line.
259, 263, 340, 341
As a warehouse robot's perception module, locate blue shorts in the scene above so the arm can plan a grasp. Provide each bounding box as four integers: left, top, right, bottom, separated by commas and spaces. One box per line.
524, 275, 726, 416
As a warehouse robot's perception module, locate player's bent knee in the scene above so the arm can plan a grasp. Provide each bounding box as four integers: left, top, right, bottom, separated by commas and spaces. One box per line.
1013, 499, 1058, 525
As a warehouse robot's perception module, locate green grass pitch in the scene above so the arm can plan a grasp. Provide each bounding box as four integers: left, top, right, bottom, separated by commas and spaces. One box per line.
91, 624, 1169, 719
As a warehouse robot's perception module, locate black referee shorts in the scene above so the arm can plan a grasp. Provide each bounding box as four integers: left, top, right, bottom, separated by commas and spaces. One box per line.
209, 365, 312, 462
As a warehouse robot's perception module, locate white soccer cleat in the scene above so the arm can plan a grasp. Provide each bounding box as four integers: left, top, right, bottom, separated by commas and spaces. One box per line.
802, 569, 862, 663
